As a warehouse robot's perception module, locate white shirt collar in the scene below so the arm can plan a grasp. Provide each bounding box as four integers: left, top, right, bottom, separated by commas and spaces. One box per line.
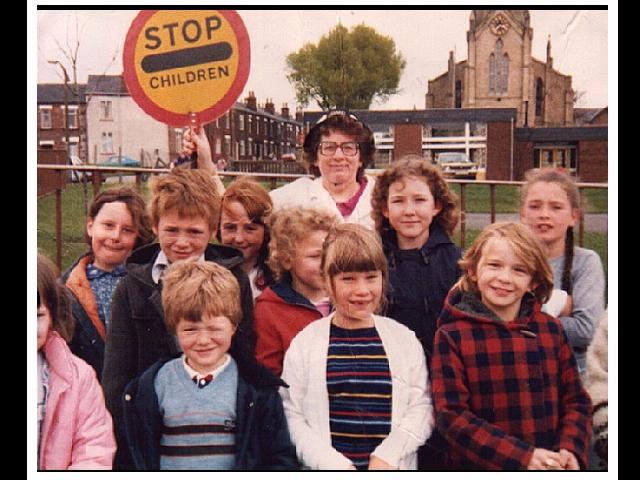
151, 251, 206, 284
181, 353, 231, 382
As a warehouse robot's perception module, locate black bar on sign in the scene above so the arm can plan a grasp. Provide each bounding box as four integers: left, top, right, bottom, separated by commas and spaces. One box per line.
141, 42, 233, 73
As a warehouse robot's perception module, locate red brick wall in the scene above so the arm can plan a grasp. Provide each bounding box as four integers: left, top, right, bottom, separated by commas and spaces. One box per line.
514, 141, 534, 180
37, 149, 67, 197
486, 121, 513, 180
578, 140, 608, 182
393, 123, 423, 160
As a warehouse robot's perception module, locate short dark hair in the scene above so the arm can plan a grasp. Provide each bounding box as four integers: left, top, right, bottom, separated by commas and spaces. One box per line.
85, 187, 154, 250
303, 112, 376, 181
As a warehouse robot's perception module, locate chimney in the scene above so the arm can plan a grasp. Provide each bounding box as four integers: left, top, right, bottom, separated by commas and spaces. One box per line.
546, 35, 553, 68
280, 103, 290, 119
295, 107, 304, 123
245, 90, 257, 111
265, 98, 275, 115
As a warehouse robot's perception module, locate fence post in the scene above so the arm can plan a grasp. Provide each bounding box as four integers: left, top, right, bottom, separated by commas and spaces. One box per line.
460, 183, 466, 248
490, 183, 497, 224
55, 170, 63, 270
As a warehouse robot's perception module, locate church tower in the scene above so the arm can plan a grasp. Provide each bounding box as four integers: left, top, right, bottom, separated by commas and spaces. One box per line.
465, 10, 533, 125
426, 10, 574, 127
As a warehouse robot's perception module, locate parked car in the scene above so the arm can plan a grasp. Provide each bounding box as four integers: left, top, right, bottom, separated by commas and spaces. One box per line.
97, 155, 141, 168
68, 155, 92, 183
436, 152, 478, 179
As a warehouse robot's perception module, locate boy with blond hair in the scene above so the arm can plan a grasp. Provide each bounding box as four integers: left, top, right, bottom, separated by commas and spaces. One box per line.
102, 168, 257, 470
254, 206, 338, 375
122, 260, 297, 470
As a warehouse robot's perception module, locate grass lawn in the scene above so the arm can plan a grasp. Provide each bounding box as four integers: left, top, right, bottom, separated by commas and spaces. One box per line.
449, 183, 608, 214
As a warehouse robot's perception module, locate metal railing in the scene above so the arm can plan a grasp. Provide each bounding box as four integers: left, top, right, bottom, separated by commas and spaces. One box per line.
37, 164, 607, 269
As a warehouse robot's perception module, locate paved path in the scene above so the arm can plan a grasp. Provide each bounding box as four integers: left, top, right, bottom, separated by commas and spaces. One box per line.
464, 213, 608, 233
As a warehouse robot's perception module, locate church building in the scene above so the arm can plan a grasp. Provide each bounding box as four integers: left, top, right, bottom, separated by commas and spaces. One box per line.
426, 10, 575, 127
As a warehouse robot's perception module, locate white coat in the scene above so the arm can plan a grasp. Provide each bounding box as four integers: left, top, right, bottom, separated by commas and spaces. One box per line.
269, 175, 376, 230
280, 313, 433, 470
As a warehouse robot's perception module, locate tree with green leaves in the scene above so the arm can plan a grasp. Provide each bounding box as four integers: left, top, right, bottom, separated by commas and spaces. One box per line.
286, 24, 406, 110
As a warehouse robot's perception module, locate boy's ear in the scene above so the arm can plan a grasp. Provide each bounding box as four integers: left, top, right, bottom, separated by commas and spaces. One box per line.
152, 224, 159, 237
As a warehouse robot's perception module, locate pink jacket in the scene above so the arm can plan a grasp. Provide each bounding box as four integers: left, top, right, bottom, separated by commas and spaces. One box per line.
39, 332, 116, 470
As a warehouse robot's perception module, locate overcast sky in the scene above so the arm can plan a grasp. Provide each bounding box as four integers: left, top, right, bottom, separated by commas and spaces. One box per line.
35, 8, 609, 112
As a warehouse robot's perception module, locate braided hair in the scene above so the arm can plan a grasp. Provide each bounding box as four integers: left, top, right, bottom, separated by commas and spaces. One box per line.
521, 168, 581, 294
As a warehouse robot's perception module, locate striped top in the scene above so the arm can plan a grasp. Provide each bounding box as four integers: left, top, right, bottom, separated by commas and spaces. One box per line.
326, 323, 392, 470
154, 357, 238, 470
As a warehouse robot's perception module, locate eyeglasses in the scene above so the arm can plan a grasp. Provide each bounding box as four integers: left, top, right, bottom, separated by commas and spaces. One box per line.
318, 141, 360, 157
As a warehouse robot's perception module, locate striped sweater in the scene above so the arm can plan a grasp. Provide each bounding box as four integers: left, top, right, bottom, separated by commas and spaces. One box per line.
326, 324, 392, 470
154, 357, 238, 470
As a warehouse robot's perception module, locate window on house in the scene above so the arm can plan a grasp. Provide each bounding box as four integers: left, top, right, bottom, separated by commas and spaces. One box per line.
239, 140, 246, 157
224, 114, 230, 129
66, 107, 78, 129
101, 132, 113, 153
455, 80, 462, 108
100, 101, 112, 120
239, 114, 245, 131
215, 138, 221, 155
40, 108, 52, 129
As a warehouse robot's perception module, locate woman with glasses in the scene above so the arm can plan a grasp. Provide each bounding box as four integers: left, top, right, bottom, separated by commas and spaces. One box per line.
270, 112, 377, 229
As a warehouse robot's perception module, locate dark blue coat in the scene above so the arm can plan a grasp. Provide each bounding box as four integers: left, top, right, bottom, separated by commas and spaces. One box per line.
122, 354, 299, 471
383, 224, 462, 363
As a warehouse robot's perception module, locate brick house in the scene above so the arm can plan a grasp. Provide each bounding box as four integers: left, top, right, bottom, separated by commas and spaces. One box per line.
37, 83, 87, 160
168, 92, 303, 163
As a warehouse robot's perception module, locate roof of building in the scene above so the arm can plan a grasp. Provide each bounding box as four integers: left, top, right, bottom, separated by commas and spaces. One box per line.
574, 107, 608, 126
515, 126, 608, 142
37, 83, 86, 103
86, 75, 129, 95
303, 108, 518, 132
233, 102, 301, 125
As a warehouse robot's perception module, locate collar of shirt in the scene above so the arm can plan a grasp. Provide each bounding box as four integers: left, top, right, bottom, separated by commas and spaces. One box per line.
86, 263, 127, 281
181, 353, 231, 384
151, 251, 206, 284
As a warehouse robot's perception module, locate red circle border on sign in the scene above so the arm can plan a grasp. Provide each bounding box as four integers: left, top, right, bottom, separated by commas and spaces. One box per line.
123, 10, 251, 126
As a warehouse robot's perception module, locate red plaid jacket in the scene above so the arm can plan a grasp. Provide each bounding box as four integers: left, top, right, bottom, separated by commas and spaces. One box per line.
430, 289, 592, 470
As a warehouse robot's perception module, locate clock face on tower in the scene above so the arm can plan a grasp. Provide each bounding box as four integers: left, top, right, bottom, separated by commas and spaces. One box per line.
490, 14, 510, 36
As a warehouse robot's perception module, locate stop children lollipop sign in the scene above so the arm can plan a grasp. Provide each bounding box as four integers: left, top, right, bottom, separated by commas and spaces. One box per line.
123, 10, 250, 126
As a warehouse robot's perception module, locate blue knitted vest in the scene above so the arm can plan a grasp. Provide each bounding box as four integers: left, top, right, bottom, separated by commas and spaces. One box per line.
154, 357, 238, 470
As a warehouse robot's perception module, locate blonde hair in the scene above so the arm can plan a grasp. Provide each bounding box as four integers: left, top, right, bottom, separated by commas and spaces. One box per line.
148, 169, 222, 233
161, 260, 242, 333
267, 206, 339, 281
371, 155, 460, 236
456, 222, 553, 304
321, 223, 388, 312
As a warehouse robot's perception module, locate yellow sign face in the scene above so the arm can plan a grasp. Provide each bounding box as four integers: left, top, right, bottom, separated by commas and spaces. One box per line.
123, 10, 250, 125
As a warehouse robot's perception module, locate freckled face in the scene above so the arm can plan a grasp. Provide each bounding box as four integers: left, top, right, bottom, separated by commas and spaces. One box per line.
86, 202, 137, 271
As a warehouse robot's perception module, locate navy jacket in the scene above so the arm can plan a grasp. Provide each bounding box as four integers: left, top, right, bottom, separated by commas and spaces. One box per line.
102, 243, 257, 470
122, 354, 299, 470
383, 224, 462, 363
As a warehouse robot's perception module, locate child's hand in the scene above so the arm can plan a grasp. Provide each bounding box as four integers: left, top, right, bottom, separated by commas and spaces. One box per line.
559, 295, 574, 317
527, 448, 563, 470
368, 455, 395, 470
558, 449, 579, 470
181, 126, 217, 175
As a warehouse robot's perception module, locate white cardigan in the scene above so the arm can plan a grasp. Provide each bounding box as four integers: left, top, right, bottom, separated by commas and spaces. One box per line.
269, 175, 376, 230
280, 313, 433, 470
